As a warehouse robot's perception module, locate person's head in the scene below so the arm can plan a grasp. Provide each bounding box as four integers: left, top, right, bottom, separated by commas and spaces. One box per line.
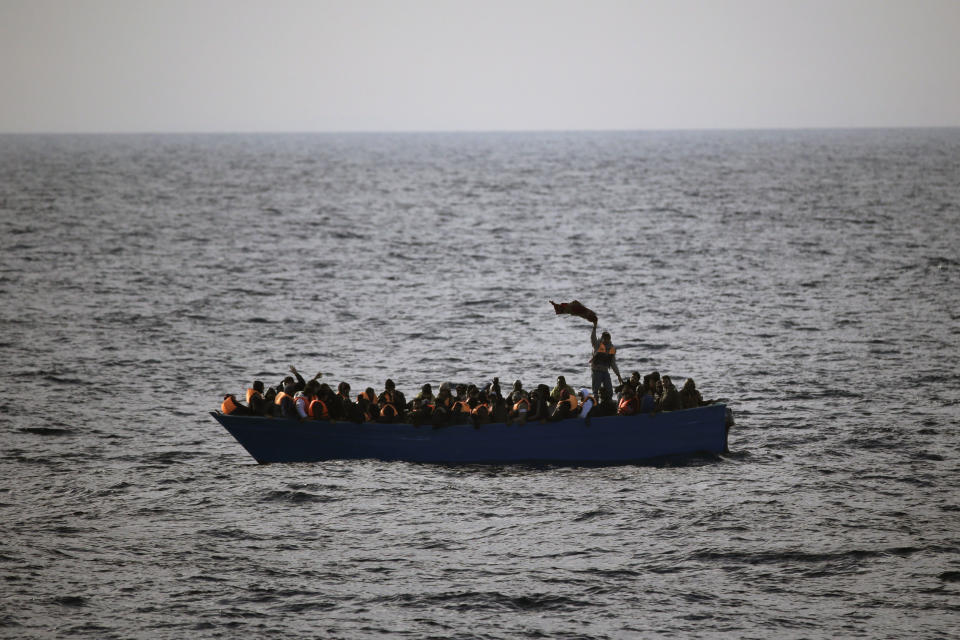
421, 383, 432, 395
265, 387, 277, 399
283, 376, 295, 385
622, 385, 635, 398
438, 386, 451, 399
456, 383, 466, 396
283, 383, 295, 395
338, 381, 350, 395
683, 378, 696, 392
365, 387, 376, 400
557, 375, 566, 386
650, 370, 660, 382
662, 375, 673, 388
253, 380, 264, 392
385, 378, 395, 390
629, 371, 640, 384
513, 379, 522, 391
601, 331, 611, 343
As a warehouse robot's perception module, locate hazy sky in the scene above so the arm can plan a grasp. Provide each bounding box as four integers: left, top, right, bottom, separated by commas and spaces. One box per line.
2, 0, 959, 133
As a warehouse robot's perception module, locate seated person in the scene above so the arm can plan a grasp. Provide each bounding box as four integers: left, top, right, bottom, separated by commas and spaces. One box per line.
357, 387, 379, 422
221, 393, 250, 415
508, 380, 524, 403
450, 392, 472, 424
658, 376, 682, 412
617, 385, 639, 416
274, 384, 299, 418
507, 391, 531, 425
594, 387, 618, 417
378, 379, 406, 421
246, 380, 267, 416
488, 390, 508, 424
263, 386, 278, 416
334, 381, 362, 422
577, 388, 595, 419
431, 386, 454, 426
550, 375, 577, 403
550, 388, 579, 421
527, 384, 552, 423
679, 378, 704, 409
469, 389, 492, 427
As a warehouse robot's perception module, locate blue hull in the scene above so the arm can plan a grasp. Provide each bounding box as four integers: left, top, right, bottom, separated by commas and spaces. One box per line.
211, 404, 729, 464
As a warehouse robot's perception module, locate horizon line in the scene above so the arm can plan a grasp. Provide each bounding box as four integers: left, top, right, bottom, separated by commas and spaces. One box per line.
2, 124, 959, 136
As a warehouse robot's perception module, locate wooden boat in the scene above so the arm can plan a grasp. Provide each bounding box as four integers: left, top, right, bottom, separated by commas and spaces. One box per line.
211, 403, 730, 464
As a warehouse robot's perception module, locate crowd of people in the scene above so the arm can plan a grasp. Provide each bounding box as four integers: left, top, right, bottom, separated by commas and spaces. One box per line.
219, 366, 712, 427
219, 324, 714, 426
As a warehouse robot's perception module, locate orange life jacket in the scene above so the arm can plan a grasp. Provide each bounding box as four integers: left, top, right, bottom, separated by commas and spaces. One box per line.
452, 400, 471, 414
379, 403, 398, 418
512, 398, 530, 413
357, 390, 376, 404
246, 388, 262, 404
471, 403, 489, 417
559, 396, 578, 412
308, 398, 329, 419
274, 391, 291, 406
221, 395, 240, 414
596, 342, 616, 355
618, 396, 638, 416
593, 341, 617, 368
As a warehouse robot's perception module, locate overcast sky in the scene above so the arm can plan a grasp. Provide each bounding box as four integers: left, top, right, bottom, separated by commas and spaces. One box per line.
1, 0, 959, 133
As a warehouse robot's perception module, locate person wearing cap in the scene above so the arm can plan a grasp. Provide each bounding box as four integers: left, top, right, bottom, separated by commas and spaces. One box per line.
590, 322, 623, 400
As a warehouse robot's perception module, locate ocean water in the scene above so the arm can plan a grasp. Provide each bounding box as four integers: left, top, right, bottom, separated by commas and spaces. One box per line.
0, 129, 958, 639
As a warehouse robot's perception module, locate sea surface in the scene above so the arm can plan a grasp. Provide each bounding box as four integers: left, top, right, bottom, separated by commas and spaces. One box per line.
1, 130, 958, 639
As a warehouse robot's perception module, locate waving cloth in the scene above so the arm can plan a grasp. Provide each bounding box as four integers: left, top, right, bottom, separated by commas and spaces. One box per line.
549, 300, 598, 325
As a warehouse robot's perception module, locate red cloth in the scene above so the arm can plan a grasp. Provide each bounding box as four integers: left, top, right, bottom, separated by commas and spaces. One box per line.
549, 300, 598, 325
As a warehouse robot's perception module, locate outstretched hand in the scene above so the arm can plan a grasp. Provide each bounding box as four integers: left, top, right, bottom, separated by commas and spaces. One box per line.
289, 365, 298, 374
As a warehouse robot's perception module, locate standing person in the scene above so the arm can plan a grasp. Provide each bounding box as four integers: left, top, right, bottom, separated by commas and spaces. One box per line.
590, 322, 623, 400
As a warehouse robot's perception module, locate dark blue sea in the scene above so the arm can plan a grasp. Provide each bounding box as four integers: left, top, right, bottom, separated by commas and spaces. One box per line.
1, 130, 958, 639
